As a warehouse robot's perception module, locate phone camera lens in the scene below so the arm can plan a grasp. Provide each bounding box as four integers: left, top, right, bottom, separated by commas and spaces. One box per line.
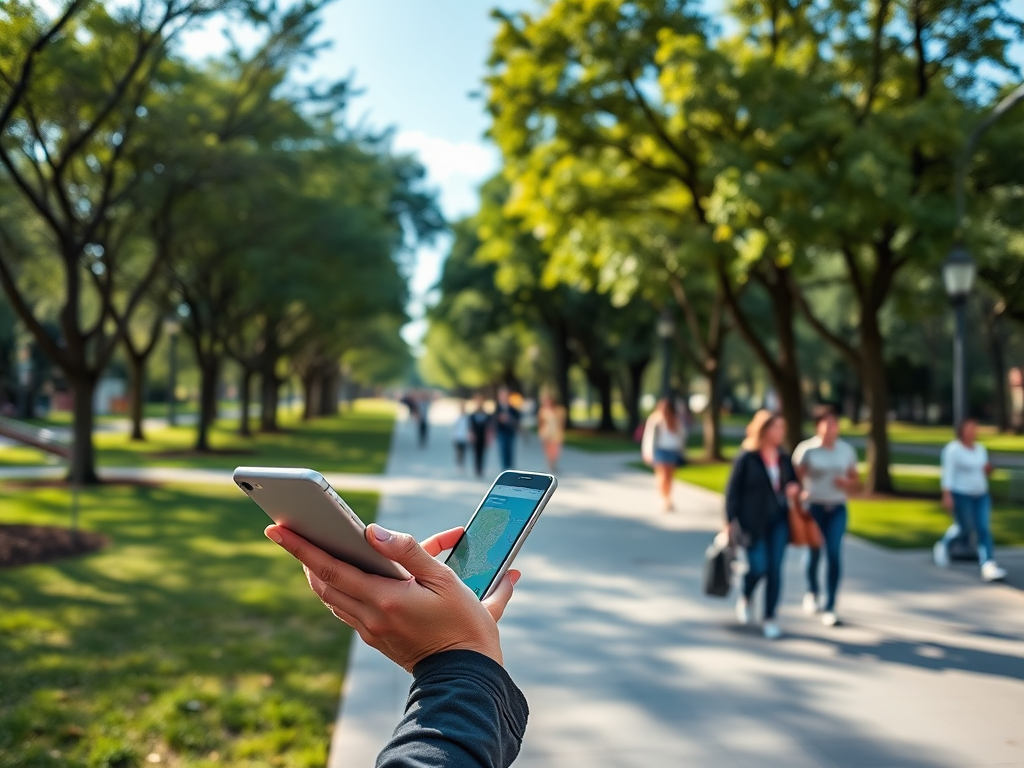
239, 481, 254, 491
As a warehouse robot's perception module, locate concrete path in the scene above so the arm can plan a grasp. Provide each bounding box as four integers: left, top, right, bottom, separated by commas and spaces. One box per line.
331, 403, 1024, 768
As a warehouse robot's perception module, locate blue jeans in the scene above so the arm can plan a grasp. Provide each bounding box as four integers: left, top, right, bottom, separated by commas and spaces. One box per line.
805, 503, 847, 612
945, 493, 995, 563
496, 430, 516, 471
743, 515, 790, 620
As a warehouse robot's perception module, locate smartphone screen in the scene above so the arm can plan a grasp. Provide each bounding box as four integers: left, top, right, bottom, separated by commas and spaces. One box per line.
446, 472, 554, 598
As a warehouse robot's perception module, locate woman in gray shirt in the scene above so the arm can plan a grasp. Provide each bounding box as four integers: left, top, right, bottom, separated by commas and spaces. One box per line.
793, 407, 860, 627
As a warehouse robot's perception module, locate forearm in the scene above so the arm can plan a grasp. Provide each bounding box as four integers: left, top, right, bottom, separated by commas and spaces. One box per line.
377, 650, 529, 768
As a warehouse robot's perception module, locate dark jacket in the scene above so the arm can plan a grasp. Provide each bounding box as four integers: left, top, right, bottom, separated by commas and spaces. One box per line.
725, 448, 796, 542
376, 650, 528, 768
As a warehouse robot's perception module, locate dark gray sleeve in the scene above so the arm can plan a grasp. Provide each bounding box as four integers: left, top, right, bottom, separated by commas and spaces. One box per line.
375, 650, 529, 768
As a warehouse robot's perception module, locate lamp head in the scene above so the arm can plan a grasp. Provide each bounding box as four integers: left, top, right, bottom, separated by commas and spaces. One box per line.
942, 245, 976, 302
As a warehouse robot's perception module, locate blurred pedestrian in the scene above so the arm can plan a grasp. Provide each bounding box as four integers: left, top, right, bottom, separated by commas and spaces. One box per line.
641, 397, 686, 512
793, 406, 860, 627
537, 392, 567, 474
452, 399, 471, 473
469, 393, 493, 478
725, 410, 799, 640
416, 391, 431, 448
934, 418, 1007, 582
494, 386, 521, 471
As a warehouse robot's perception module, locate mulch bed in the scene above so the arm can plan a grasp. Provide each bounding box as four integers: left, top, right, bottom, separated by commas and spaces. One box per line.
0, 524, 108, 568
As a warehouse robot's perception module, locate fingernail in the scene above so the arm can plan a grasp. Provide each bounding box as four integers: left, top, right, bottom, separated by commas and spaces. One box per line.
510, 572, 521, 586
371, 524, 392, 542
265, 528, 282, 544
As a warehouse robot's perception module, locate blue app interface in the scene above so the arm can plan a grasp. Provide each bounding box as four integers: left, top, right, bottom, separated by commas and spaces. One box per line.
447, 484, 544, 598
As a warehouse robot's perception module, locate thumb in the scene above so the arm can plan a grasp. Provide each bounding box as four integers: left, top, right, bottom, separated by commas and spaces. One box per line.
482, 570, 520, 622
366, 524, 448, 585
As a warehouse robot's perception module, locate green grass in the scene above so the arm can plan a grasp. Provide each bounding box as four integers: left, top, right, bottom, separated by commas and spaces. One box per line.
1, 400, 396, 475
629, 460, 1024, 550
0, 481, 378, 768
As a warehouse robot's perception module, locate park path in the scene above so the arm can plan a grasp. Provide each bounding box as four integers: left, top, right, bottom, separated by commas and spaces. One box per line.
330, 402, 1024, 768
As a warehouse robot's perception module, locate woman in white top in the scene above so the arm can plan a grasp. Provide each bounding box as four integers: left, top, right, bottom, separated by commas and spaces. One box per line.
641, 398, 686, 512
934, 418, 1007, 581
793, 407, 860, 627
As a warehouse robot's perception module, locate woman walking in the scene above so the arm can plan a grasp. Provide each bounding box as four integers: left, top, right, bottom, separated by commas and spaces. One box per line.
725, 410, 799, 640
468, 394, 493, 479
793, 407, 860, 627
537, 393, 567, 473
934, 418, 1008, 582
641, 398, 686, 512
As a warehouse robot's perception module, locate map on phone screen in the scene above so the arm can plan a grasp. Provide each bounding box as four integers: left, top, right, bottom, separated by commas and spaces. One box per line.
447, 484, 542, 597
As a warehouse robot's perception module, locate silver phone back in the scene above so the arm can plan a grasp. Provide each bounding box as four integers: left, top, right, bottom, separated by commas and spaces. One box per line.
233, 466, 405, 579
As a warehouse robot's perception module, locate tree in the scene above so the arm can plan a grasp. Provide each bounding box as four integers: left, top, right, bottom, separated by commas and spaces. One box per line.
0, 0, 245, 483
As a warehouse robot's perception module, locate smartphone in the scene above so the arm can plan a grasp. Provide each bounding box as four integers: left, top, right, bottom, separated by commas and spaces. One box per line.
232, 466, 406, 580
445, 470, 556, 600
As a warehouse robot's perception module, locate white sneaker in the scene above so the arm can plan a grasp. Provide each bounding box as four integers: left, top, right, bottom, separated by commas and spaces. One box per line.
736, 595, 751, 625
822, 611, 839, 627
802, 592, 820, 615
933, 541, 950, 568
763, 621, 782, 640
981, 561, 1007, 582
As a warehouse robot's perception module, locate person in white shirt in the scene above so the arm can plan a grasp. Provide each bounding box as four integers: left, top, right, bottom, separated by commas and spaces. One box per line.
934, 418, 1007, 582
452, 400, 471, 473
641, 397, 686, 512
792, 407, 860, 627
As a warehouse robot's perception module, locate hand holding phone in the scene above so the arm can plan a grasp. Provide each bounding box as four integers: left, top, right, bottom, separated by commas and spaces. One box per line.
266, 522, 519, 671
446, 471, 556, 599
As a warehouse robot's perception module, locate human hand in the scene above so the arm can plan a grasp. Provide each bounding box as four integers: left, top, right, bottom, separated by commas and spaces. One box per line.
942, 490, 953, 512
785, 481, 801, 500
265, 524, 520, 672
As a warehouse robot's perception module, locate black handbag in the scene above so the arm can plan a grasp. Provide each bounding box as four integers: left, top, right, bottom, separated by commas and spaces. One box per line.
703, 536, 734, 598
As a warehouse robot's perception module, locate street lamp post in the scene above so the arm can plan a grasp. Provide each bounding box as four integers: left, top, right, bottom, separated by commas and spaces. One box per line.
942, 246, 976, 429
164, 317, 181, 427
656, 307, 676, 399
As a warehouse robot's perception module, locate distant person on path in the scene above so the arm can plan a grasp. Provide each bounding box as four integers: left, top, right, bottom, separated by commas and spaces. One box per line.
494, 386, 521, 471
416, 392, 431, 448
725, 410, 800, 640
537, 393, 567, 473
265, 522, 526, 768
452, 399, 471, 473
793, 406, 860, 627
934, 418, 1008, 582
469, 394, 493, 478
641, 397, 686, 512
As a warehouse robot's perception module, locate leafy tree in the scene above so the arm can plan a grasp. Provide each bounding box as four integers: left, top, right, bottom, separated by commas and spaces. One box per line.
0, 0, 247, 483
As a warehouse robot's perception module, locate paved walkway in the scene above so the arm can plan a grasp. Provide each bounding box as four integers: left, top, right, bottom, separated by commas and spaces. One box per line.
331, 403, 1024, 768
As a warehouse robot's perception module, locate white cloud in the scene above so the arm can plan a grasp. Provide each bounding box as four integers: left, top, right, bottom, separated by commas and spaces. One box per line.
393, 130, 499, 219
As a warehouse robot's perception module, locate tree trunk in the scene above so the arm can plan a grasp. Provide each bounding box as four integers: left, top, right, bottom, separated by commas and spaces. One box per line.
239, 367, 253, 437
986, 310, 1009, 432
585, 365, 616, 432
623, 357, 648, 436
260, 367, 280, 433
861, 315, 893, 494
68, 373, 100, 486
319, 364, 338, 416
195, 356, 220, 452
302, 371, 319, 421
703, 364, 724, 461
127, 352, 146, 441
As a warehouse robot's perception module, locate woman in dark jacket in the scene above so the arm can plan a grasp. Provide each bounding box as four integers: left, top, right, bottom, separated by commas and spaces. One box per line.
726, 410, 799, 640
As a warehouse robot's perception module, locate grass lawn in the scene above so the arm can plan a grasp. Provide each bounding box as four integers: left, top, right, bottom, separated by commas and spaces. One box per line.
1, 400, 396, 475
0, 481, 378, 768
627, 460, 1024, 550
